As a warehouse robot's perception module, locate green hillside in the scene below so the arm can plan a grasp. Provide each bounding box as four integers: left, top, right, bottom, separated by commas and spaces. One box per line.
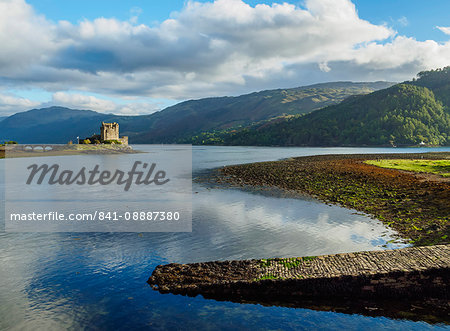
411, 67, 450, 109
132, 81, 392, 143
0, 82, 392, 144
220, 67, 450, 147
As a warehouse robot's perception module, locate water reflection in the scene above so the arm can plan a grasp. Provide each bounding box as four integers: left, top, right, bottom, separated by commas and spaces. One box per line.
188, 185, 406, 262
1, 145, 449, 329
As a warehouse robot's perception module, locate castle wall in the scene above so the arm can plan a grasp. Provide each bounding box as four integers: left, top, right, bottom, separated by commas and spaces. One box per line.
119, 136, 128, 145
101, 123, 119, 141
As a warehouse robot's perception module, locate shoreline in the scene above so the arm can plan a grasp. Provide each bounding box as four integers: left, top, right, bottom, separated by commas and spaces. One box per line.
0, 144, 140, 159
208, 152, 450, 246
148, 245, 450, 324
148, 151, 450, 323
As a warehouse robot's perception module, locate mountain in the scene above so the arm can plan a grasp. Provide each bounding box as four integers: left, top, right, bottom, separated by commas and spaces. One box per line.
220, 67, 450, 147
0, 82, 393, 143
130, 81, 393, 143
0, 116, 6, 123
0, 107, 110, 143
412, 67, 450, 107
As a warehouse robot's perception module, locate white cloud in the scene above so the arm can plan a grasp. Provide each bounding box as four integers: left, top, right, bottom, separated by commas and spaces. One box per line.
318, 62, 331, 72
0, 90, 160, 117
398, 16, 408, 27
0, 0, 449, 111
129, 6, 142, 24
0, 0, 55, 73
0, 92, 40, 115
49, 92, 160, 115
437, 26, 450, 35
51, 92, 117, 112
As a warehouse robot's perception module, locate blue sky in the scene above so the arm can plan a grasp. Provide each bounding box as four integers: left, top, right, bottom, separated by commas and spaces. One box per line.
27, 0, 450, 42
0, 0, 449, 115
354, 0, 450, 42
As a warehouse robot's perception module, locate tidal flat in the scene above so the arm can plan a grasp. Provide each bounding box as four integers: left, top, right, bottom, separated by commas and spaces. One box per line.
213, 152, 450, 246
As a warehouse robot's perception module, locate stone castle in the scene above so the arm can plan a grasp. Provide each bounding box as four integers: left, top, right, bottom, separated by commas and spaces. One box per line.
100, 122, 128, 145
80, 122, 128, 145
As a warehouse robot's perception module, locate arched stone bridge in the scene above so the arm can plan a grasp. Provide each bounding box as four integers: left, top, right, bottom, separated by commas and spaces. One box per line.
9, 144, 69, 152
22, 145, 55, 151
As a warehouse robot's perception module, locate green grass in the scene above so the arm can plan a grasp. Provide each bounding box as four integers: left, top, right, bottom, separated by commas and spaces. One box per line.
259, 256, 317, 270
255, 274, 281, 281
365, 159, 450, 177
279, 259, 301, 269
256, 257, 317, 281
302, 256, 317, 262
75, 144, 126, 150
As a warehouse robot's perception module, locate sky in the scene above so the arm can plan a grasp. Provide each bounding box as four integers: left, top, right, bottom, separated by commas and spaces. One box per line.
0, 0, 449, 116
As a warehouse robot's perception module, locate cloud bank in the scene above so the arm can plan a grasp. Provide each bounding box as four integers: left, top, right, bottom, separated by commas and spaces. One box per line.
0, 92, 40, 114
0, 0, 449, 115
437, 26, 450, 35
44, 92, 160, 115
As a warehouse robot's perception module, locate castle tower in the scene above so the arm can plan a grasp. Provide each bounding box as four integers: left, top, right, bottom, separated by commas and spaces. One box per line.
101, 122, 119, 141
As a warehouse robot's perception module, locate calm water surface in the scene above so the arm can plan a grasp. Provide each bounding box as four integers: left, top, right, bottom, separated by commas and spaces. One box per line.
1, 146, 449, 330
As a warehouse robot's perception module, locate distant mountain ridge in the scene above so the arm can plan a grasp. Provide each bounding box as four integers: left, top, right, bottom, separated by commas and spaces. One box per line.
219, 67, 450, 146
131, 81, 393, 143
0, 107, 115, 143
0, 81, 393, 143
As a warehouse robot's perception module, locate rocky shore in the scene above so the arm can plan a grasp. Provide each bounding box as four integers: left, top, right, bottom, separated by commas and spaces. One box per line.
151, 152, 450, 322
149, 245, 450, 323
208, 152, 450, 246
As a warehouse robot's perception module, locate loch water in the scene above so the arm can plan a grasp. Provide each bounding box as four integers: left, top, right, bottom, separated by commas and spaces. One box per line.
1, 146, 449, 330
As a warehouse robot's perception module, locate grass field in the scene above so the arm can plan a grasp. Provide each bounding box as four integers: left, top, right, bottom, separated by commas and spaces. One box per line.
365, 159, 450, 177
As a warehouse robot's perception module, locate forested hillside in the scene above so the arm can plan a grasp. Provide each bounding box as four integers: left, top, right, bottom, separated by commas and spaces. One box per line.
131, 81, 392, 143
217, 67, 450, 146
